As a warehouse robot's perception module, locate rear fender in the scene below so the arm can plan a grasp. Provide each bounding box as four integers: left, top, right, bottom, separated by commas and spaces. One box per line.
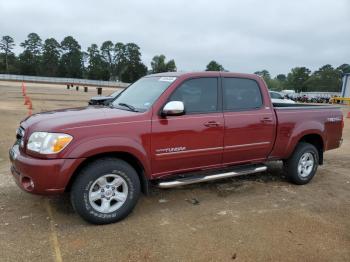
284, 122, 325, 159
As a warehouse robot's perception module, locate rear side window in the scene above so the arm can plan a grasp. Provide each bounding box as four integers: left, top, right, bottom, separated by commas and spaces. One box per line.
169, 78, 218, 114
223, 78, 263, 111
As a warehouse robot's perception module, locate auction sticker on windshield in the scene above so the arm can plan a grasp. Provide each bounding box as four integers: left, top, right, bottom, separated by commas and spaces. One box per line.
159, 77, 176, 82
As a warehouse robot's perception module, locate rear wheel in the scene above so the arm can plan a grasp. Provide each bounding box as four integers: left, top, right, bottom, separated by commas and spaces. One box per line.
71, 158, 140, 224
284, 142, 319, 185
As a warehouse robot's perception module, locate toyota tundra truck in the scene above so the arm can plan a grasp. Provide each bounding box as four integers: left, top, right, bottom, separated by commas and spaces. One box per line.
9, 72, 344, 224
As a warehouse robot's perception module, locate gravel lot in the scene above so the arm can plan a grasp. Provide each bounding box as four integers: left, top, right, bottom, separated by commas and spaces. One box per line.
0, 81, 349, 262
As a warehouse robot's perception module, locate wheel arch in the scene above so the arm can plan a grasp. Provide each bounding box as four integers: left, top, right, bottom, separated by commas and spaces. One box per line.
297, 133, 324, 164
65, 151, 151, 195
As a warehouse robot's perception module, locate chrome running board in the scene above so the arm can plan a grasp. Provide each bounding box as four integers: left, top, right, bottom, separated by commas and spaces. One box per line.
157, 164, 267, 188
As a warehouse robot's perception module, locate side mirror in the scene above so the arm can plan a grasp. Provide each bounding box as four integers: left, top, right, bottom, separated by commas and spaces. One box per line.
162, 101, 185, 117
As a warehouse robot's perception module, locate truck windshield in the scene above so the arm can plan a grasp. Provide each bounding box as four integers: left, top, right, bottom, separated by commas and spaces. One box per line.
111, 77, 176, 112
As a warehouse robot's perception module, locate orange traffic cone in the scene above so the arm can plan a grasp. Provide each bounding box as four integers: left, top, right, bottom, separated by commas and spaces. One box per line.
28, 99, 33, 110
24, 96, 29, 105
22, 82, 26, 96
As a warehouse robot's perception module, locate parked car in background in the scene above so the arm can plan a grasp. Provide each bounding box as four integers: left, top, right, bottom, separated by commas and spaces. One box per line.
281, 89, 296, 95
269, 91, 296, 104
88, 90, 122, 105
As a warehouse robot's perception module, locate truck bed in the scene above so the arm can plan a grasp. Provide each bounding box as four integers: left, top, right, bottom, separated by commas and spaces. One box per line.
269, 103, 343, 160
273, 103, 341, 109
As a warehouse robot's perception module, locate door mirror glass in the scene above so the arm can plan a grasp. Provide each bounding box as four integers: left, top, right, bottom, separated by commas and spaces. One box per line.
162, 101, 185, 116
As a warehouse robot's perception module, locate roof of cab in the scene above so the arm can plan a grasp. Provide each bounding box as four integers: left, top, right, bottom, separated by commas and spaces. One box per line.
146, 71, 261, 80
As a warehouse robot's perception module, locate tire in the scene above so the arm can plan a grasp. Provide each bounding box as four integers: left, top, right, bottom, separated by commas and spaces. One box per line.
71, 158, 141, 224
284, 142, 319, 185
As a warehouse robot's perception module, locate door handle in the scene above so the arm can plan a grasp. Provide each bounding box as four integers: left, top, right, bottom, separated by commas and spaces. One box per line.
260, 117, 273, 123
204, 121, 220, 127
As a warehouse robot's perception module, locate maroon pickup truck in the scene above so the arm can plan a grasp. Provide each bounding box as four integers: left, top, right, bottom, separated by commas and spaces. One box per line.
9, 72, 343, 224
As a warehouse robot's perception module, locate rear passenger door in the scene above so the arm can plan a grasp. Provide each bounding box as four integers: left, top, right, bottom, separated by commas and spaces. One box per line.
151, 77, 224, 177
222, 77, 276, 165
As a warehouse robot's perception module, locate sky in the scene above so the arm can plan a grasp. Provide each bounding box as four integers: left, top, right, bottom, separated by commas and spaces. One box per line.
1, 0, 349, 76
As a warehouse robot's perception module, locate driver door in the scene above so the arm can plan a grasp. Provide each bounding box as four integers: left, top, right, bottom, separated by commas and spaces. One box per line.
151, 77, 224, 178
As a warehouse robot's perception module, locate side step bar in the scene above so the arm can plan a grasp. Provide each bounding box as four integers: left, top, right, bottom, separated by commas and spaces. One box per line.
157, 164, 267, 188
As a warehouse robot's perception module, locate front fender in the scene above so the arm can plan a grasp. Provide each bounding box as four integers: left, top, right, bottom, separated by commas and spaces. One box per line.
63, 136, 151, 177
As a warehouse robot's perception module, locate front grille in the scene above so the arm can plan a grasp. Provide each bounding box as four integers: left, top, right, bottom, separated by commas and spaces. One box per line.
11, 166, 20, 176
15, 126, 25, 147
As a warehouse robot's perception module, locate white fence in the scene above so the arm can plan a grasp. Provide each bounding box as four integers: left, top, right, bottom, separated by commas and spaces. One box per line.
288, 91, 341, 98
0, 74, 129, 88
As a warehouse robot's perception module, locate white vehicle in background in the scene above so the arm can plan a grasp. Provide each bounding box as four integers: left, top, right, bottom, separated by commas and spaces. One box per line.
281, 89, 296, 95
269, 91, 296, 104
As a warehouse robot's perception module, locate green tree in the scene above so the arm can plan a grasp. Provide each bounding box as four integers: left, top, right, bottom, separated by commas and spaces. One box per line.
0, 35, 15, 73
276, 74, 287, 82
87, 44, 109, 80
114, 42, 127, 81
286, 67, 311, 92
20, 33, 42, 56
19, 33, 42, 75
166, 59, 176, 72
120, 43, 147, 83
151, 55, 165, 73
266, 74, 287, 91
337, 64, 350, 75
101, 40, 116, 80
81, 51, 89, 78
206, 60, 224, 71
151, 54, 177, 73
41, 38, 60, 76
267, 79, 284, 91
0, 52, 17, 74
58, 36, 83, 78
255, 70, 278, 90
306, 64, 341, 92
19, 51, 35, 75
254, 70, 271, 80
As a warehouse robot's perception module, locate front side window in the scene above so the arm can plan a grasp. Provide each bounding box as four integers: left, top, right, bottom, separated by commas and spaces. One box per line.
111, 77, 176, 112
223, 78, 263, 111
169, 78, 218, 114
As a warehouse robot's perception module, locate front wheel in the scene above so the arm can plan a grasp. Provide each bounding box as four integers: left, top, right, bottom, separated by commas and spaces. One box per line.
71, 158, 141, 224
284, 142, 319, 185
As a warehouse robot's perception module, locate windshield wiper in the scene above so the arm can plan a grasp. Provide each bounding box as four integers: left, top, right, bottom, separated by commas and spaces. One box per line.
118, 102, 139, 112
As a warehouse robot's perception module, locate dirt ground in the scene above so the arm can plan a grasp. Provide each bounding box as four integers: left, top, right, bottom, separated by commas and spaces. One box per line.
0, 80, 349, 262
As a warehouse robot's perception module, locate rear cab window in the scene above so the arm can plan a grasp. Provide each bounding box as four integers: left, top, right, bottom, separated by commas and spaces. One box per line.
222, 78, 263, 111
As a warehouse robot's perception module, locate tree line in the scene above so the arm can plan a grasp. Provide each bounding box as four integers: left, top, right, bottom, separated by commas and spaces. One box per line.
254, 65, 350, 93
207, 60, 350, 93
0, 33, 176, 83
1, 33, 349, 91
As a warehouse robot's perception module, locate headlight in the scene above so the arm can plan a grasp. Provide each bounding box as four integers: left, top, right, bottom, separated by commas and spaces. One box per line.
27, 132, 73, 154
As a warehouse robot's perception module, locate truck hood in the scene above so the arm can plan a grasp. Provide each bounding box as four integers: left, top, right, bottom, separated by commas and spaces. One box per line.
21, 106, 144, 133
